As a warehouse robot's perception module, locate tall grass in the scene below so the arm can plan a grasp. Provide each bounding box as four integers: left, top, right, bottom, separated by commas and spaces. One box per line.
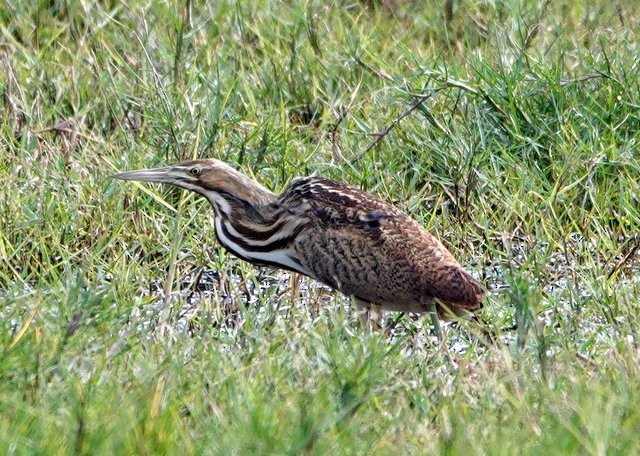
2, 0, 640, 453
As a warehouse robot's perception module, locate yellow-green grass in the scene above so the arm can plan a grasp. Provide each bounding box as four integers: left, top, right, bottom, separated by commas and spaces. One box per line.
2, 0, 640, 453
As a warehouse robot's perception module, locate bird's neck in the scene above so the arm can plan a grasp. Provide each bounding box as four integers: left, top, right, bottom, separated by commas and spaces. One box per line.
239, 198, 283, 226
206, 181, 281, 227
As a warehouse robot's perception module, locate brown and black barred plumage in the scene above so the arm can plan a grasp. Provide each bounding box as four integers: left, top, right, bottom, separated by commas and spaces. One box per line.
111, 158, 483, 317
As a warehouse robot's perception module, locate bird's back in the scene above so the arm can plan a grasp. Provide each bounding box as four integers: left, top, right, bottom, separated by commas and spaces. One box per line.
279, 177, 483, 315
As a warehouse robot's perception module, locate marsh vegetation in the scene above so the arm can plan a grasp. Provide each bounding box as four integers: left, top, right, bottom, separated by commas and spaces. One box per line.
2, 0, 640, 453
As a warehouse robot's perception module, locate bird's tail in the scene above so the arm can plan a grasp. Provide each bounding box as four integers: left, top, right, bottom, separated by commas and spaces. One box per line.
437, 267, 484, 318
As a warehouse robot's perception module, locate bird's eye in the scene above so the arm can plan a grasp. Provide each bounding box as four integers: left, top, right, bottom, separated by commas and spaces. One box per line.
190, 167, 201, 176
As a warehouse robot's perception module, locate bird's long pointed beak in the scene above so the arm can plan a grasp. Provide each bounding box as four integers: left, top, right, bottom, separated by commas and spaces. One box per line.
109, 166, 177, 184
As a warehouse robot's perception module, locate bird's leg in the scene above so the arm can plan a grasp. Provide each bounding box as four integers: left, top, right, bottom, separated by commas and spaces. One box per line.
289, 272, 302, 303
355, 299, 383, 332
426, 302, 443, 342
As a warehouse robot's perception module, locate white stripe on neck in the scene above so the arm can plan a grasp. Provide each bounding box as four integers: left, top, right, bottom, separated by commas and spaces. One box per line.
214, 217, 311, 276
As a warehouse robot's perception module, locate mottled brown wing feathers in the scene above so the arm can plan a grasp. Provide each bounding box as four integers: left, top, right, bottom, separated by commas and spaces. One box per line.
282, 177, 402, 227
280, 176, 483, 315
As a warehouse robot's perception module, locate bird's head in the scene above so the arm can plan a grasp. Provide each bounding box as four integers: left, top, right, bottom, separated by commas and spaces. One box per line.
110, 158, 276, 215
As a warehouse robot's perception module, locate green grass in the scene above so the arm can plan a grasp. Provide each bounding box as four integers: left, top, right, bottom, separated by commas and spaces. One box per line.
2, 0, 640, 453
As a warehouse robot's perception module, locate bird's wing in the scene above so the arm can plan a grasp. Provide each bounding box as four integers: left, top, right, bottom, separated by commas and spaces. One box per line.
281, 177, 483, 313
281, 177, 404, 229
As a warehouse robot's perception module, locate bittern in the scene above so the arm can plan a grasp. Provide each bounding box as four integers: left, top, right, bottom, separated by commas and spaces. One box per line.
111, 159, 483, 318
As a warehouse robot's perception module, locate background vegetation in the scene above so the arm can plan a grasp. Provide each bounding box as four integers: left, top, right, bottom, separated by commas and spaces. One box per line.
2, 0, 640, 453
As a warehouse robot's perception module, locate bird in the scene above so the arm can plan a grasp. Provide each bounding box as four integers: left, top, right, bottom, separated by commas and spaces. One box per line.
111, 158, 483, 318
